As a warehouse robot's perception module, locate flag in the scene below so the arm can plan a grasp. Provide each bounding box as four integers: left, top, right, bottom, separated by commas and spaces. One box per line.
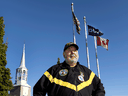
72, 12, 81, 34
97, 36, 109, 50
88, 25, 103, 36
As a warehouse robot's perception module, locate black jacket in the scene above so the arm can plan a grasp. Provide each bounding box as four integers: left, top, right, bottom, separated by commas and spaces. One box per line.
33, 61, 105, 96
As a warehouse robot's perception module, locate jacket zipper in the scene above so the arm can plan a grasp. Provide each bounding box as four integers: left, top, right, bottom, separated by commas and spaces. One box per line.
73, 67, 78, 96
75, 77, 78, 96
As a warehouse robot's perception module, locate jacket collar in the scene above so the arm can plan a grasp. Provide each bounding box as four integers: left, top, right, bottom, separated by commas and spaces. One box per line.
61, 61, 80, 69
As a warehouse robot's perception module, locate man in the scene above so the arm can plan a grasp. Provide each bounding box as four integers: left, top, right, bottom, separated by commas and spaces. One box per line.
33, 42, 105, 96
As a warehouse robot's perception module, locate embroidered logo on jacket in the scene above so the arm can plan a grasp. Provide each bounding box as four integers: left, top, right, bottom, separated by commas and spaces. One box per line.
78, 71, 84, 82
59, 69, 68, 76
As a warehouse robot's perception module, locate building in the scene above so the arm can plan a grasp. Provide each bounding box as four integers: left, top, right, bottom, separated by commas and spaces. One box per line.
9, 44, 31, 96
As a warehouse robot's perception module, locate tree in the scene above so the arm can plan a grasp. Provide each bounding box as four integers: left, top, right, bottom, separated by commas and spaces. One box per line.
0, 16, 13, 96
57, 58, 60, 64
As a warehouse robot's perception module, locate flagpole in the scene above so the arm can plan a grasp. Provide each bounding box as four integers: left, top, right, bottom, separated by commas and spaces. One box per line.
83, 16, 90, 69
94, 36, 100, 79
71, 3, 76, 44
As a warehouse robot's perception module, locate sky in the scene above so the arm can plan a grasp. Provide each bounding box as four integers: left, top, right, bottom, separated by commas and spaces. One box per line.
0, 0, 128, 96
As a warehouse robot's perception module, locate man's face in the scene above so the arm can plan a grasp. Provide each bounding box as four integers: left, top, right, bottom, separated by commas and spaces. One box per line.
63, 46, 79, 64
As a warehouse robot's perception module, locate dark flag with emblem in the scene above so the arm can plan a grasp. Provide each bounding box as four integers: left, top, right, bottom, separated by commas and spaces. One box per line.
72, 12, 81, 34
88, 25, 103, 36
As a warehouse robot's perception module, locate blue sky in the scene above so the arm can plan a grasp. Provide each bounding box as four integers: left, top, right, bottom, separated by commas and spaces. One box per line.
1, 0, 128, 96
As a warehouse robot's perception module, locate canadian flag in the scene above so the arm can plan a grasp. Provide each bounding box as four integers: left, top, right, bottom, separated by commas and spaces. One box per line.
97, 36, 109, 50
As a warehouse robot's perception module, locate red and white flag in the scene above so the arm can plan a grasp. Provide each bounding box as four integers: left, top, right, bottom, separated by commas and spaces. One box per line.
97, 36, 109, 50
